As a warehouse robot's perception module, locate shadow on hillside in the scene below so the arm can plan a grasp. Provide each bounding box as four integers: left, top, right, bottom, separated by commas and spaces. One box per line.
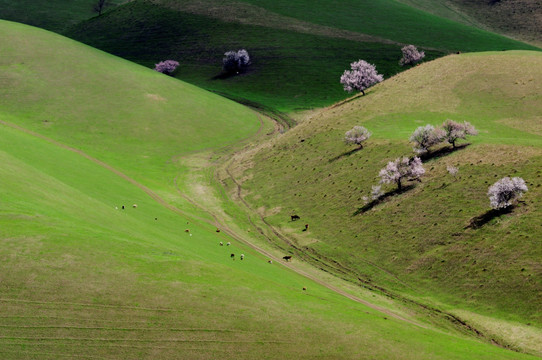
466, 207, 513, 229
420, 143, 469, 162
329, 147, 363, 162
353, 185, 414, 215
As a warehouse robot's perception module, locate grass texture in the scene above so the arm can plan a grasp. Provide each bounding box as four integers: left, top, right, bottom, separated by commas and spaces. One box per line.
1, 20, 538, 359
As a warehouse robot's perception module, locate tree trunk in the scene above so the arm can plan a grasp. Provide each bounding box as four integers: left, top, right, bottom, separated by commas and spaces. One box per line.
397, 179, 402, 191
361, 89, 365, 96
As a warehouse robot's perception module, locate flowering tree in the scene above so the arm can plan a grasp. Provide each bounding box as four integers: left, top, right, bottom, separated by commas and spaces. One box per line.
379, 156, 425, 191
371, 185, 384, 201
447, 165, 459, 177
154, 60, 179, 76
442, 120, 478, 148
223, 49, 251, 74
488, 177, 528, 209
340, 60, 384, 96
344, 126, 371, 148
409, 125, 445, 154
399, 45, 425, 66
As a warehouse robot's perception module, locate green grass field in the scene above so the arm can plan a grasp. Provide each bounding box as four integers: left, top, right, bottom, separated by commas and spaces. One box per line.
2, 20, 539, 359
233, 51, 542, 353
234, 0, 537, 52
63, 0, 539, 114
0, 0, 123, 32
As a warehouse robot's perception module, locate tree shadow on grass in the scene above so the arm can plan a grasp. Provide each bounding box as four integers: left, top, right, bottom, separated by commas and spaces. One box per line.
353, 185, 415, 215
466, 207, 513, 229
212, 71, 238, 80
329, 147, 363, 163
420, 143, 469, 162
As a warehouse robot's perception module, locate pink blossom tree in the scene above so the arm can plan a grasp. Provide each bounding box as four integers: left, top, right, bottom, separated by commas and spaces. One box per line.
399, 45, 425, 66
340, 60, 384, 96
442, 120, 478, 148
409, 125, 445, 154
379, 157, 425, 191
154, 60, 179, 76
223, 49, 251, 74
488, 177, 528, 209
344, 126, 371, 149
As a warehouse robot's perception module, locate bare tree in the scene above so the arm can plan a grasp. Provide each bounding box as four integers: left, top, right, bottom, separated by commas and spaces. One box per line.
93, 0, 111, 16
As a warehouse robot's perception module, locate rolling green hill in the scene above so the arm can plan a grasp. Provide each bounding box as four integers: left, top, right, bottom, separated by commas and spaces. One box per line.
0, 0, 123, 32
63, 0, 539, 114
4, 20, 540, 359
395, 0, 542, 47
229, 51, 542, 353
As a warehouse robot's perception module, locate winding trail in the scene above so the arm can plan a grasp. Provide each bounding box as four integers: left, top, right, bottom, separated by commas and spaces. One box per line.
0, 118, 426, 329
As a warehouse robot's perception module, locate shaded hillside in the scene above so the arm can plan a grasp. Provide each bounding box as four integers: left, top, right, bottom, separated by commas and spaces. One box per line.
396, 0, 542, 47
0, 0, 123, 32
233, 52, 542, 335
64, 0, 538, 113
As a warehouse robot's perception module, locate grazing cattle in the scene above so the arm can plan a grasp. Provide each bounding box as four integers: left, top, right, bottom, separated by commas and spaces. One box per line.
216, 228, 221, 233
303, 224, 309, 231
267, 260, 273, 264
240, 254, 245, 260
132, 204, 137, 208
185, 229, 190, 233
291, 215, 300, 221
283, 255, 292, 262
303, 287, 307, 291
231, 253, 235, 260
122, 205, 125, 210
226, 242, 231, 246
219, 242, 224, 246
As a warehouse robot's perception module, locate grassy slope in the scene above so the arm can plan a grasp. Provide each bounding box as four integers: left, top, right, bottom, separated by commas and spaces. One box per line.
236, 0, 539, 52
0, 19, 260, 194
1, 20, 535, 359
395, 0, 542, 47
237, 51, 542, 336
0, 0, 123, 32
64, 0, 538, 113
65, 0, 419, 113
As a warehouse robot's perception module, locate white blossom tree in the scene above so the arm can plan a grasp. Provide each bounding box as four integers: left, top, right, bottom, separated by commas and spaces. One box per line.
442, 120, 478, 148
399, 45, 425, 66
340, 60, 383, 96
409, 125, 445, 154
344, 126, 371, 149
371, 185, 384, 200
379, 156, 425, 191
488, 177, 528, 209
223, 49, 251, 74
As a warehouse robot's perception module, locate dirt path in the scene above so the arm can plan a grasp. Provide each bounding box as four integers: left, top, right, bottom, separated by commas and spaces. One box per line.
0, 118, 425, 329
